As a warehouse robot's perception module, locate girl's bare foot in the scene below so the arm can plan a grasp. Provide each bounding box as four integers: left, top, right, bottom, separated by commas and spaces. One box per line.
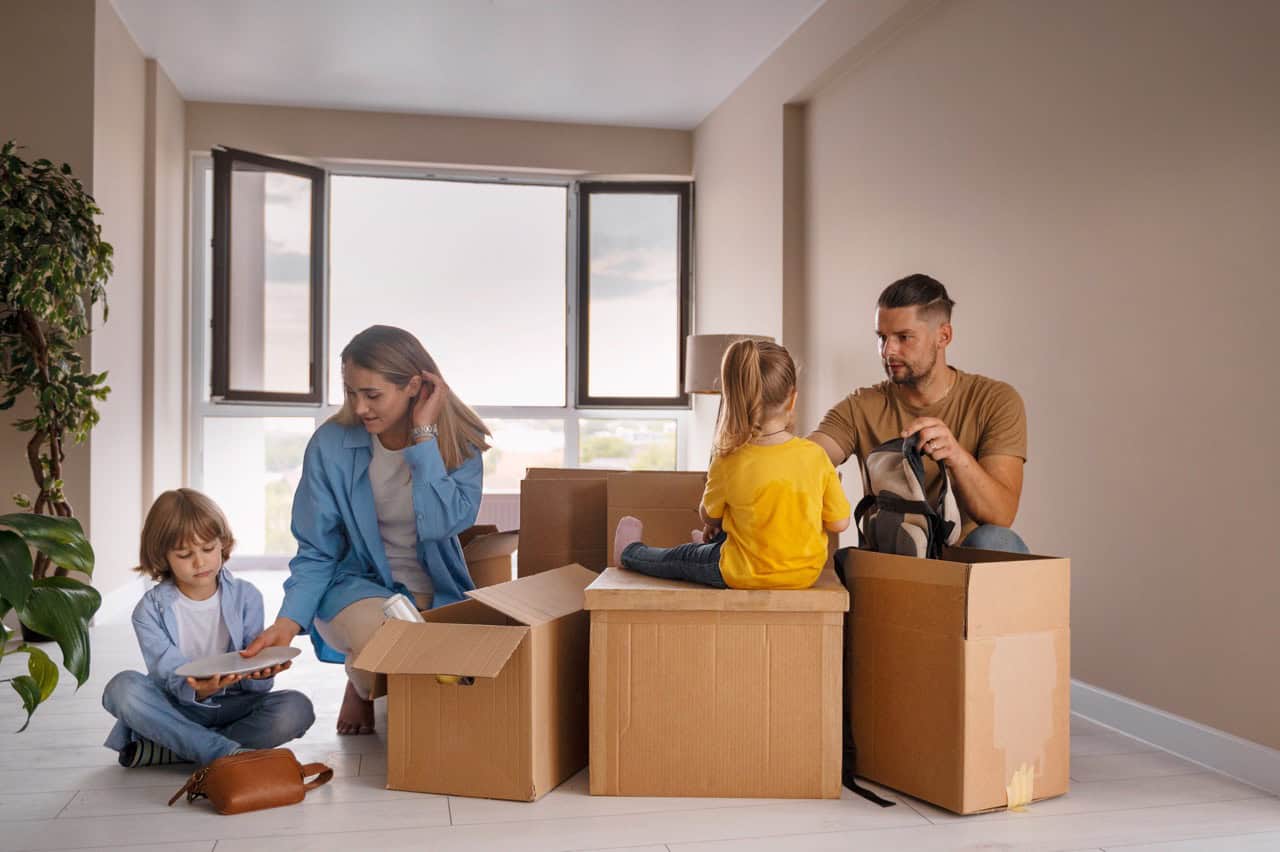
613, 516, 644, 567
336, 679, 374, 735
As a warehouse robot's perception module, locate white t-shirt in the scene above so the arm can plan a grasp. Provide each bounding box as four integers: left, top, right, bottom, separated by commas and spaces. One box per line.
370, 435, 435, 596
172, 587, 231, 661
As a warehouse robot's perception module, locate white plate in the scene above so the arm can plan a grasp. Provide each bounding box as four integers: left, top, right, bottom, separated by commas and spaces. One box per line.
174, 646, 301, 679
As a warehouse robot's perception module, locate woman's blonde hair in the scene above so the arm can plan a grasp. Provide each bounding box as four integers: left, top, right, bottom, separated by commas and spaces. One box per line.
136, 489, 236, 581
333, 325, 491, 469
713, 339, 797, 457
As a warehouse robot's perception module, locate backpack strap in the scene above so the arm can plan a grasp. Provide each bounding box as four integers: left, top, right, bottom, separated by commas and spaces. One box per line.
902, 435, 957, 558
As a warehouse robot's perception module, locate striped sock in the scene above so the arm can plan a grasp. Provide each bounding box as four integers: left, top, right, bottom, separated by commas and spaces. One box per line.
119, 738, 186, 768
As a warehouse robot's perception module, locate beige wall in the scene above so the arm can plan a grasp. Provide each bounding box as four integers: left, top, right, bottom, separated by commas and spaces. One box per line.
0, 0, 97, 536
143, 60, 188, 505
88, 0, 148, 594
696, 0, 1280, 749
186, 102, 692, 176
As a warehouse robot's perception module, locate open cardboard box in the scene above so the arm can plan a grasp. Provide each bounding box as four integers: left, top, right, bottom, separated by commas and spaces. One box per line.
844, 545, 1071, 814
459, 524, 519, 588
353, 563, 596, 801
517, 468, 620, 577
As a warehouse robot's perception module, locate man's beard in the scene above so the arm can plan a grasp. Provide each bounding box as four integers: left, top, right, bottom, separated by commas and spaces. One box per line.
884, 353, 936, 387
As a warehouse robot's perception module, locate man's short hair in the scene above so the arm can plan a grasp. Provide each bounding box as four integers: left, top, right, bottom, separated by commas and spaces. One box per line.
877, 274, 955, 324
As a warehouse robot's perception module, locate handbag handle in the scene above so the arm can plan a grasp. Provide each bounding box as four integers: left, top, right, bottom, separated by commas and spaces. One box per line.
300, 762, 334, 792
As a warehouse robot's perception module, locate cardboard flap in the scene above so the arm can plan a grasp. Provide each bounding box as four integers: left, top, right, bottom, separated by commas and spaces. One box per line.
352, 619, 528, 678
584, 566, 849, 612
965, 557, 1071, 638
462, 530, 519, 562
466, 563, 597, 625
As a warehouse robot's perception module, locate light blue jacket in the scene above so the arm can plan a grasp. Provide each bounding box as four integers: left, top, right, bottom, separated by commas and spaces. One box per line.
279, 420, 482, 662
106, 567, 270, 750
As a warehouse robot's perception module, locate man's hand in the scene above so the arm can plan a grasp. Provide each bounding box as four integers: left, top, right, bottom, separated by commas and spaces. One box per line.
902, 417, 970, 467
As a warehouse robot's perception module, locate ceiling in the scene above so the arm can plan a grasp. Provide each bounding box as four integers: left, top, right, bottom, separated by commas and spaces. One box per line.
112, 0, 824, 129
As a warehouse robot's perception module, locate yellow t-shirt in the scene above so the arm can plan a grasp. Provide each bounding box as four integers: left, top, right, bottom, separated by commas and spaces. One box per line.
702, 437, 852, 590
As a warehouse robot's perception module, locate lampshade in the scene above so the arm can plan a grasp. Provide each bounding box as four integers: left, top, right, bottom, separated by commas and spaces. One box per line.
683, 333, 776, 394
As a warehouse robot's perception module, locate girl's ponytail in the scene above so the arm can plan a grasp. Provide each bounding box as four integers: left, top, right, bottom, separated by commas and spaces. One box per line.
712, 339, 797, 458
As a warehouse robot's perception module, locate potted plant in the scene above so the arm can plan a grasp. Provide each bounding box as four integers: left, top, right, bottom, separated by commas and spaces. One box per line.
1, 140, 112, 728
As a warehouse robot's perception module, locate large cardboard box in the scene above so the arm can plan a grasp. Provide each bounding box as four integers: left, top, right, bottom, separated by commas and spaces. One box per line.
604, 470, 707, 555
585, 567, 849, 798
518, 468, 619, 577
458, 524, 519, 588
354, 564, 596, 801
845, 546, 1071, 814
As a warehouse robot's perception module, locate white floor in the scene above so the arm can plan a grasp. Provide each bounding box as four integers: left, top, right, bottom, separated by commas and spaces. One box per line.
3, 571, 1279, 852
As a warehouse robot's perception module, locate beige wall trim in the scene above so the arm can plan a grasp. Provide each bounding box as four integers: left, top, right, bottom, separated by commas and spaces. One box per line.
1073, 680, 1280, 798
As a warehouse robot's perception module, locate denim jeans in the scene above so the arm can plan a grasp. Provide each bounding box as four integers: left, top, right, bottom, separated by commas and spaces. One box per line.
102, 670, 315, 766
620, 533, 728, 588
961, 524, 1030, 554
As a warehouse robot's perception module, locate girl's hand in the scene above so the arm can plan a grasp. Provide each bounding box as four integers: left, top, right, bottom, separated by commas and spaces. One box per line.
187, 672, 241, 701
412, 371, 449, 429
240, 617, 301, 659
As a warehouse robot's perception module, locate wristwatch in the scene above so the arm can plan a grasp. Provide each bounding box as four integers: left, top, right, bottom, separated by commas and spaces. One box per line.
411, 423, 438, 442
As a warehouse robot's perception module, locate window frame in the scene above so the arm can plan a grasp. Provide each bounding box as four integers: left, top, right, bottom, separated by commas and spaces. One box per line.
189, 155, 694, 503
210, 147, 327, 404
575, 181, 693, 408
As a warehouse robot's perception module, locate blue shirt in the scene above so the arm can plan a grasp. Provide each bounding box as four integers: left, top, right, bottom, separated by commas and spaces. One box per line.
280, 420, 482, 662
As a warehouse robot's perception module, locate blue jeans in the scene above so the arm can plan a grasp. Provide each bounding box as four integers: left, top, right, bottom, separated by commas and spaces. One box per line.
620, 534, 728, 588
103, 670, 315, 766
961, 524, 1030, 554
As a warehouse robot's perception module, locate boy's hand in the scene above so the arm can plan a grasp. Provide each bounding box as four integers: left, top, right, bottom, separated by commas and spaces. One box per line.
244, 661, 291, 680
187, 672, 241, 701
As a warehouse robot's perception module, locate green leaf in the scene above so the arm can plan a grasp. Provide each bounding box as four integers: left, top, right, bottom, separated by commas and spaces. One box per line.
0, 529, 33, 609
0, 513, 93, 576
10, 675, 40, 732
17, 577, 100, 687
19, 643, 59, 700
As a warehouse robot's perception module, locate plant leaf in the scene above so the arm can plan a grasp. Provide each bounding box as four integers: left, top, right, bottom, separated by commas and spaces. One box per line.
0, 529, 33, 609
20, 644, 59, 701
10, 675, 40, 732
17, 577, 101, 686
0, 514, 93, 576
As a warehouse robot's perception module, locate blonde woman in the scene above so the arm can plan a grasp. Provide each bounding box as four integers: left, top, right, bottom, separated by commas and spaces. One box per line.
242, 326, 490, 735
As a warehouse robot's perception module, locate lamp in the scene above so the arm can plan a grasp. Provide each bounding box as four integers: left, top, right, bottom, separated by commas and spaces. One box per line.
683, 333, 776, 395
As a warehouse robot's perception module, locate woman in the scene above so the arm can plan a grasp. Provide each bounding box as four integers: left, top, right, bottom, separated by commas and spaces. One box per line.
242, 325, 489, 734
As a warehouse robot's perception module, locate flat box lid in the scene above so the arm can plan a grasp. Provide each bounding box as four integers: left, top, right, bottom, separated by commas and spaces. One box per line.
353, 620, 529, 678
466, 563, 597, 625
583, 566, 849, 612
461, 529, 519, 562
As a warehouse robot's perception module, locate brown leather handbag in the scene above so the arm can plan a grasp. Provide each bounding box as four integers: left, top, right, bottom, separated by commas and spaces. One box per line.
168, 748, 333, 815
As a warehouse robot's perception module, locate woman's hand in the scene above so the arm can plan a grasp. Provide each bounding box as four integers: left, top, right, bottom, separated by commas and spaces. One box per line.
412, 370, 449, 429
240, 617, 301, 659
187, 672, 241, 701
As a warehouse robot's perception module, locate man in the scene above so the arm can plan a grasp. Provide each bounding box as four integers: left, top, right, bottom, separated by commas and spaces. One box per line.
808, 274, 1029, 552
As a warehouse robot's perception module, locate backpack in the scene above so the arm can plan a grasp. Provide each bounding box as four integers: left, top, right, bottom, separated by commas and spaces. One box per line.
852, 434, 962, 559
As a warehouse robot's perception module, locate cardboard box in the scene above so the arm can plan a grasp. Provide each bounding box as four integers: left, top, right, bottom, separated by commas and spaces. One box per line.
585, 567, 849, 798
517, 468, 619, 577
354, 564, 597, 801
458, 524, 519, 588
604, 470, 707, 556
845, 546, 1071, 814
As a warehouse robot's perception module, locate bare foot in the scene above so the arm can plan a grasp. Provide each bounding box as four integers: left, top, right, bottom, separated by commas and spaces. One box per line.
337, 679, 374, 735
613, 516, 644, 567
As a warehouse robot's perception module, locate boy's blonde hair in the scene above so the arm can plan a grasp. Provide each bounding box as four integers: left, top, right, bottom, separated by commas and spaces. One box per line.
713, 339, 797, 458
332, 325, 491, 470
136, 489, 236, 581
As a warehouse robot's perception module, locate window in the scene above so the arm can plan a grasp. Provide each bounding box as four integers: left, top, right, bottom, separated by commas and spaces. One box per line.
577, 183, 691, 407
210, 148, 325, 403
192, 155, 692, 551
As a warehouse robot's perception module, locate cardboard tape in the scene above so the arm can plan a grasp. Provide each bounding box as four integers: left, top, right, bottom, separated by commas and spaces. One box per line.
1006, 762, 1035, 812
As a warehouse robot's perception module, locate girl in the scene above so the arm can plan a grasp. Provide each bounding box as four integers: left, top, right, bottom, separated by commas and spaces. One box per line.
613, 340, 851, 590
242, 325, 490, 735
102, 489, 314, 767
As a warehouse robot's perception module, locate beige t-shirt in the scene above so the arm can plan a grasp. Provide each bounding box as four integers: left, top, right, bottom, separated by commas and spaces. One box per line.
813, 368, 1027, 540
